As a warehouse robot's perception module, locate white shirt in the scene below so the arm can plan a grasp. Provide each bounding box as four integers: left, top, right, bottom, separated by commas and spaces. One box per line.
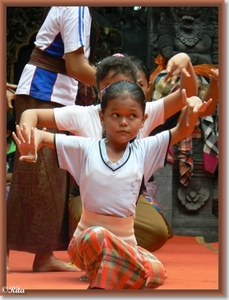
16, 6, 92, 106
54, 98, 165, 139
55, 131, 170, 217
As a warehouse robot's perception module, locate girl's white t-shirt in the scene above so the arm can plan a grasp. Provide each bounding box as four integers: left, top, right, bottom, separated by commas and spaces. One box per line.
54, 98, 165, 139
55, 131, 170, 217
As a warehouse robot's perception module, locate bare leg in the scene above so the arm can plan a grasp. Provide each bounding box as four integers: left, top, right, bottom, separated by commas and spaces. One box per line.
32, 252, 81, 272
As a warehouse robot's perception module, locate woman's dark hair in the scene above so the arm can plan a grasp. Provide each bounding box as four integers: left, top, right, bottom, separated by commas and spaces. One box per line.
131, 57, 150, 83
88, 7, 99, 65
96, 56, 138, 90
101, 80, 146, 113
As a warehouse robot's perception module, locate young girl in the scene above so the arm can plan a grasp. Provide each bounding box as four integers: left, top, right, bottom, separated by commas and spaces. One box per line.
9, 52, 197, 268
13, 81, 211, 289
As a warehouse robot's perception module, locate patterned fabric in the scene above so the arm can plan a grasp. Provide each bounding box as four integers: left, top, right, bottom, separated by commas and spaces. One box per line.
177, 135, 193, 186
151, 69, 219, 186
200, 107, 219, 173
68, 226, 167, 289
143, 194, 162, 213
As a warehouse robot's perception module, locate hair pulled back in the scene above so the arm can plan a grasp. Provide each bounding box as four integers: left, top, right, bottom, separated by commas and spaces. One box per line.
101, 80, 146, 113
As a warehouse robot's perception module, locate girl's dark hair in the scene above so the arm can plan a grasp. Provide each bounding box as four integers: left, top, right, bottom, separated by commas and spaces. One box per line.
88, 7, 99, 65
101, 80, 146, 113
96, 56, 138, 90
126, 55, 150, 83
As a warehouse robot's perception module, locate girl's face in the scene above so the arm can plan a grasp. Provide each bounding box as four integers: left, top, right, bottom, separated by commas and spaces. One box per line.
100, 96, 147, 146
137, 70, 151, 96
98, 70, 134, 100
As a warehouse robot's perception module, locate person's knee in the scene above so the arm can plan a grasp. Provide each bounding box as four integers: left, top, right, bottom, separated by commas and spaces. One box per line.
134, 195, 169, 252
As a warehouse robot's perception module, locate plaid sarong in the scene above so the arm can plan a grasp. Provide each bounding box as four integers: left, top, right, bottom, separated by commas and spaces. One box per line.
68, 226, 167, 289
200, 109, 219, 173
177, 135, 194, 186
152, 70, 219, 186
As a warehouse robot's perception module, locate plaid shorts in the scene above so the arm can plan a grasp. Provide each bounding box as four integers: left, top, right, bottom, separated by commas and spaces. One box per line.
68, 226, 167, 289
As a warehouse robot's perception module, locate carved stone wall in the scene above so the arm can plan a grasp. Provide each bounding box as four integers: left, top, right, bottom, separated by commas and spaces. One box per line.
149, 6, 219, 241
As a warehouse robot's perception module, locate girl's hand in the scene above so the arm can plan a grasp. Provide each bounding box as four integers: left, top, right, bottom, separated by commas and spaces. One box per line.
210, 68, 218, 81
164, 53, 191, 84
12, 124, 38, 162
181, 89, 212, 126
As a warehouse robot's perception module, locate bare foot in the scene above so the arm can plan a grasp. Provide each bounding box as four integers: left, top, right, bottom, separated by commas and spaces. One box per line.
78, 273, 89, 281
32, 253, 81, 272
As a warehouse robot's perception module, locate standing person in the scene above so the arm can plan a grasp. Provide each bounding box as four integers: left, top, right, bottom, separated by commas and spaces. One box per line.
7, 6, 99, 272
13, 81, 211, 289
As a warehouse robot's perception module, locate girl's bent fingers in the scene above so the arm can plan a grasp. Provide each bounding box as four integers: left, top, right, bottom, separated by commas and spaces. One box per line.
12, 132, 21, 147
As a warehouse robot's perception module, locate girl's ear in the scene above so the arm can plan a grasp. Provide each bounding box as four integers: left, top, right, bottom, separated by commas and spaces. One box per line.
99, 110, 104, 126
141, 113, 148, 128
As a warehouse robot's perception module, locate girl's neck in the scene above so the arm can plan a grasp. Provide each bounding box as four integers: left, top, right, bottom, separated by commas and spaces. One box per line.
105, 138, 128, 163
